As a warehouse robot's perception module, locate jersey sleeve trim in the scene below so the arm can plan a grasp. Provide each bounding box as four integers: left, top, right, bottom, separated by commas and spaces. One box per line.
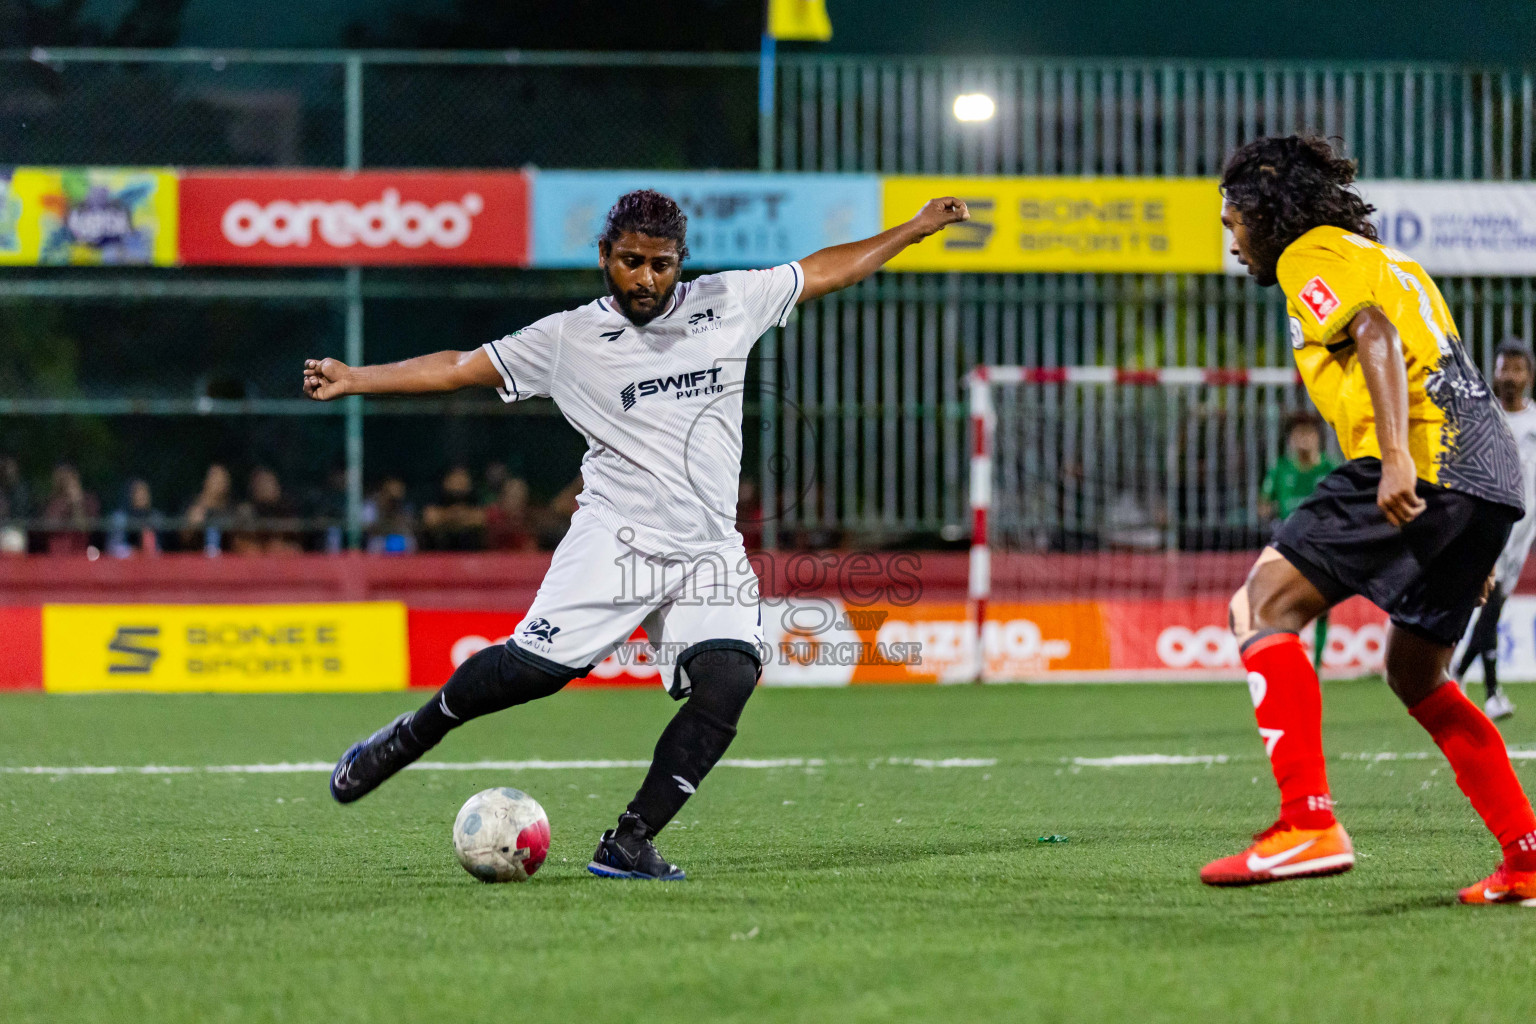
771, 261, 805, 328
482, 340, 521, 402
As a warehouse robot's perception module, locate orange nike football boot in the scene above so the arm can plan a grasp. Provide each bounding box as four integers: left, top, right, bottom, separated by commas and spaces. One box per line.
1200, 820, 1355, 886
1458, 863, 1536, 906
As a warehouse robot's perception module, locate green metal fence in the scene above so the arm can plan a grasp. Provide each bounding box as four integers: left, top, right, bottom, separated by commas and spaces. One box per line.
2, 48, 1534, 552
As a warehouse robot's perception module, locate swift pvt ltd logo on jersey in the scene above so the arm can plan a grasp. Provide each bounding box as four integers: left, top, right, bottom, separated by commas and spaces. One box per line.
619, 367, 726, 412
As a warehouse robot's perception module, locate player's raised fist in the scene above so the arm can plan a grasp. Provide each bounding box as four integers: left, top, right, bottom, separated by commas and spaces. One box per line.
303, 357, 351, 401
909, 197, 970, 238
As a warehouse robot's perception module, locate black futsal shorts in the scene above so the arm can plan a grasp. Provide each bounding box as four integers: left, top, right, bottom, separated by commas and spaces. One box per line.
1272, 458, 1521, 648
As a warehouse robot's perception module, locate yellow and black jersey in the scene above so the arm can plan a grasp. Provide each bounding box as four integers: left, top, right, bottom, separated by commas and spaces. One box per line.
1276, 225, 1523, 513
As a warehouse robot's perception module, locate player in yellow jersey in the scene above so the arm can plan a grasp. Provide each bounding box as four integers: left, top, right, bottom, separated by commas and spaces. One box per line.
1206, 136, 1536, 903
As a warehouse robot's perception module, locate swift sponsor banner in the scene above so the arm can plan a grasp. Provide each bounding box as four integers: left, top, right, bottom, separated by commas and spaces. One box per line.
531, 171, 880, 268
42, 602, 407, 693
0, 167, 178, 266
883, 176, 1224, 273
405, 609, 657, 689
179, 171, 529, 266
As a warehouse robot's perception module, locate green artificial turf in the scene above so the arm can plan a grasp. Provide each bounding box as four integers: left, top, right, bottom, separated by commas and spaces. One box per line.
2, 681, 1534, 1023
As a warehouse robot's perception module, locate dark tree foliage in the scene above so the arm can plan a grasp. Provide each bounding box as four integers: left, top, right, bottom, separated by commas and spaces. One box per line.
343, 0, 756, 52
2, 0, 188, 47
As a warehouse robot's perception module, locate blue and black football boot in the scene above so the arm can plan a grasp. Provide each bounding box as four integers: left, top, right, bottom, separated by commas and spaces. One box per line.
587, 812, 686, 880
329, 713, 427, 803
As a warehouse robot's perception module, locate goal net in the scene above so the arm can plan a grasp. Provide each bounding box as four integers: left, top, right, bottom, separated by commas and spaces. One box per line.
965, 366, 1388, 682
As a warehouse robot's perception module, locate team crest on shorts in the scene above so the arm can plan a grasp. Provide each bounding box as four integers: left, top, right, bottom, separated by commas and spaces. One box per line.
522, 617, 561, 643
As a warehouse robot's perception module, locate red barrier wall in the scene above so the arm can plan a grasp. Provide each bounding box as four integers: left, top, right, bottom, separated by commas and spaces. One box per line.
0, 550, 1270, 607
0, 606, 42, 689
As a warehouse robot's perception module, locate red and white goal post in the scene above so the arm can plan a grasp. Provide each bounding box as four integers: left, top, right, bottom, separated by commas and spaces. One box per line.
965, 364, 1316, 683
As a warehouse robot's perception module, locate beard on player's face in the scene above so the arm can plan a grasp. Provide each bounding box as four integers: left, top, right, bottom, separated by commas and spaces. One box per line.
603, 262, 679, 327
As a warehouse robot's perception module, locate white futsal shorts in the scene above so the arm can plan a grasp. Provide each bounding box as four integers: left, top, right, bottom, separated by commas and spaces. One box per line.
508, 506, 764, 698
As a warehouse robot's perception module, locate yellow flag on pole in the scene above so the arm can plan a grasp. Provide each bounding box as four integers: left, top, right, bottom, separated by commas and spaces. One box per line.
768, 0, 833, 41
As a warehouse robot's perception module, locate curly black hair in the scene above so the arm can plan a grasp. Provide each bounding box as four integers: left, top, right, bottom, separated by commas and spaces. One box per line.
1221, 135, 1376, 285
598, 188, 690, 262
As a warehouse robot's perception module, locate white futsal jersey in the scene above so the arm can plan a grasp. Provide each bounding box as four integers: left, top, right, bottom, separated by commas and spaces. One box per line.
483, 262, 804, 558
1495, 402, 1536, 589
481, 263, 804, 687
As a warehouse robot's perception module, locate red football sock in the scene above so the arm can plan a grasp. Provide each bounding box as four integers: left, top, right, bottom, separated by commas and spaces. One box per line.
1241, 632, 1335, 829
1409, 682, 1536, 870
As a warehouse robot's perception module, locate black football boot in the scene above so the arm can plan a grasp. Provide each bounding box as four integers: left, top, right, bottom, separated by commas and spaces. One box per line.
329, 713, 428, 803
587, 812, 686, 880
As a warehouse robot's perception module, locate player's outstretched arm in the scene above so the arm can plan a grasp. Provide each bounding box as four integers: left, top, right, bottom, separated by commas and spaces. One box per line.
796, 197, 969, 304
302, 349, 503, 401
1349, 306, 1427, 528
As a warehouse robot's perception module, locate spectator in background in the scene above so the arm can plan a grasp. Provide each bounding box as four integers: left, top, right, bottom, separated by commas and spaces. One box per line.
230, 466, 303, 554
480, 461, 510, 504
305, 466, 349, 553
421, 465, 486, 550
40, 463, 99, 556
484, 476, 538, 551
363, 477, 417, 554
183, 463, 233, 555
1260, 411, 1339, 669
0, 455, 30, 555
106, 478, 165, 557
536, 474, 583, 550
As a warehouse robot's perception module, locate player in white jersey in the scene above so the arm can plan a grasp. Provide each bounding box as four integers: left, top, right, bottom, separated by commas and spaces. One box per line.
1454, 339, 1536, 720
309, 188, 969, 879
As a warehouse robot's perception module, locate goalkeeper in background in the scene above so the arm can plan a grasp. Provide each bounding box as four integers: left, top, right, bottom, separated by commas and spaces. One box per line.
1260, 411, 1338, 668
1453, 338, 1536, 721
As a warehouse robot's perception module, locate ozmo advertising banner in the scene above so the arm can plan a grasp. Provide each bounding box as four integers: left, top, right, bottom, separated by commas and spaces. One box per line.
1219, 181, 1536, 276
42, 602, 407, 693
179, 171, 529, 266
0, 167, 178, 266
1358, 181, 1536, 276
530, 171, 881, 269
882, 176, 1225, 273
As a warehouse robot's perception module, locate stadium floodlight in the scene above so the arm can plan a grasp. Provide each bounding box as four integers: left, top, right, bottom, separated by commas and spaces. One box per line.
952, 93, 996, 122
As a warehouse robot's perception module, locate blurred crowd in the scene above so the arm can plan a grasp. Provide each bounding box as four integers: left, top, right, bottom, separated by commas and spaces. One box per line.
0, 456, 594, 557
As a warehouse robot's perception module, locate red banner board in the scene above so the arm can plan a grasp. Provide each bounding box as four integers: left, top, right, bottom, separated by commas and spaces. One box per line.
0, 606, 42, 689
406, 609, 658, 690
179, 171, 529, 266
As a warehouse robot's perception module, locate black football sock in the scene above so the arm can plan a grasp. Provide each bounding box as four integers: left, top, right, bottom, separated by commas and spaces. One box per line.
1482, 652, 1501, 700
624, 648, 759, 834
405, 644, 572, 750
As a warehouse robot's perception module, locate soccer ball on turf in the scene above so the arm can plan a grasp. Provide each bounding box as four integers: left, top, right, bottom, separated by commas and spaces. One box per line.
452, 787, 551, 883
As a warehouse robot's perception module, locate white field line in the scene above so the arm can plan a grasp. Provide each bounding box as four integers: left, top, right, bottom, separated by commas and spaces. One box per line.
1072, 749, 1536, 767
1071, 754, 1230, 767
0, 756, 997, 776
5, 750, 1532, 776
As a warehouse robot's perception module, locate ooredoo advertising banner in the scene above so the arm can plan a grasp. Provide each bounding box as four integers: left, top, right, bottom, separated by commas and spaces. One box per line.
0, 167, 178, 266
531, 171, 881, 269
41, 602, 408, 693
178, 171, 530, 266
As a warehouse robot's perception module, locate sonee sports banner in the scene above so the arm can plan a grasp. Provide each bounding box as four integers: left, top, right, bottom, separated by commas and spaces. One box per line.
41, 602, 408, 693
